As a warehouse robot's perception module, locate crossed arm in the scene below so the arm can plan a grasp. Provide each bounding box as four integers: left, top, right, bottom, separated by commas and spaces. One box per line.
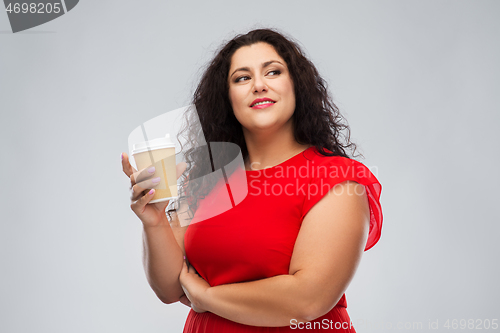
179, 180, 370, 327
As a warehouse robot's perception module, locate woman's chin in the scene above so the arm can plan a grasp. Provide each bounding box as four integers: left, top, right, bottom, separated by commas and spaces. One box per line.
244, 121, 289, 135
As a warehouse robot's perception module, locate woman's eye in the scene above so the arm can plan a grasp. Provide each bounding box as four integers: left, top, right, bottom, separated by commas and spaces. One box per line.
234, 70, 281, 83
235, 76, 250, 83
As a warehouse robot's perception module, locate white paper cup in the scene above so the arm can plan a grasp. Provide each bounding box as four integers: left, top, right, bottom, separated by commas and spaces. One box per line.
131, 134, 178, 203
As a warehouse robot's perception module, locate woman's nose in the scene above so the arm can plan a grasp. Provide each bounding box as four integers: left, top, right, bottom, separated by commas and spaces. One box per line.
253, 76, 268, 93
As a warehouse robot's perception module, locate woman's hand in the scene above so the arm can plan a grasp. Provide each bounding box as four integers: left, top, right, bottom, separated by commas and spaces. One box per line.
179, 261, 210, 313
121, 152, 187, 228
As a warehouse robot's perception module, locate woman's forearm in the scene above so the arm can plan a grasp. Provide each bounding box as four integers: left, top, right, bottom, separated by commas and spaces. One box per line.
200, 273, 334, 327
142, 218, 185, 304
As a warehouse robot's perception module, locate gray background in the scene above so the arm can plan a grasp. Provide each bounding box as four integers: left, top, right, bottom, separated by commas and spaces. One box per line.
1, 1, 499, 332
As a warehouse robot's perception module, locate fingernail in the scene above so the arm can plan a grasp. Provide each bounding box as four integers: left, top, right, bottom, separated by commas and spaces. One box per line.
183, 256, 186, 260
152, 177, 161, 184
148, 189, 154, 195
148, 166, 155, 174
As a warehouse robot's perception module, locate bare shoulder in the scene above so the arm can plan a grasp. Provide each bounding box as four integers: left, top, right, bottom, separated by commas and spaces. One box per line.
325, 180, 370, 216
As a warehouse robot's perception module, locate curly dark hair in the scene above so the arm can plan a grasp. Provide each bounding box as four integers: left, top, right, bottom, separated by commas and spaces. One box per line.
171, 28, 359, 220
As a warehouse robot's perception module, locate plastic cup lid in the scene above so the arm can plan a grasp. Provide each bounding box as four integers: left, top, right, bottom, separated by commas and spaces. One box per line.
131, 134, 175, 155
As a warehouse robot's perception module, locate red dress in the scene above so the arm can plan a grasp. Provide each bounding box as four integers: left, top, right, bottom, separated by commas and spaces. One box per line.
183, 146, 383, 332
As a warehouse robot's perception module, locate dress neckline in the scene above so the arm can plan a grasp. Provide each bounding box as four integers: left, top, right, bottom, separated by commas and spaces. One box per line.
245, 146, 314, 173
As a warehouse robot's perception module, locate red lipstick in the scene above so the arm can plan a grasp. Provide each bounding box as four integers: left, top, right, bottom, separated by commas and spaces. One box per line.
250, 97, 276, 109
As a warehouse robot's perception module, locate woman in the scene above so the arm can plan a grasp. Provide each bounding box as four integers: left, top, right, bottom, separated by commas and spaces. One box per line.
121, 28, 382, 332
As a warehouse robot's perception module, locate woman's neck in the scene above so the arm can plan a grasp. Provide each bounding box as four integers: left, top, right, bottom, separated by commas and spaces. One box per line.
242, 121, 311, 171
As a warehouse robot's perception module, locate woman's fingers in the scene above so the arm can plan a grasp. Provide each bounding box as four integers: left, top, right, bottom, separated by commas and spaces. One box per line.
132, 161, 185, 189
130, 177, 161, 201
124, 153, 186, 181
122, 152, 156, 186
121, 153, 137, 178
130, 188, 155, 213
130, 165, 156, 186
180, 261, 190, 282
124, 153, 186, 201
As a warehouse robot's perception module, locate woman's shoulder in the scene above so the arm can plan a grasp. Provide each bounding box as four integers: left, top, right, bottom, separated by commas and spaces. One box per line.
301, 146, 383, 251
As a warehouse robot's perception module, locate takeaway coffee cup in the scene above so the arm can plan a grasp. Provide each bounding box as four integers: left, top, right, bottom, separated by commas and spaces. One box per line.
131, 134, 178, 203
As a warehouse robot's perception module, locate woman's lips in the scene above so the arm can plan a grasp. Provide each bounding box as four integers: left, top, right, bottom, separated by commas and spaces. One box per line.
251, 102, 275, 109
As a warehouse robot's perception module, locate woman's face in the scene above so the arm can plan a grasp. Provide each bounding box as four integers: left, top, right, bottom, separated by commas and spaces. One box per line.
227, 42, 295, 135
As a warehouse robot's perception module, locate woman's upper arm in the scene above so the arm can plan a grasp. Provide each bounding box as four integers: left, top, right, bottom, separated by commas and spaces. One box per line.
288, 180, 370, 319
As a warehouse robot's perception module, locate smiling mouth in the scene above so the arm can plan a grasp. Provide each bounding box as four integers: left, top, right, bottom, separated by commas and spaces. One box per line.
251, 101, 276, 107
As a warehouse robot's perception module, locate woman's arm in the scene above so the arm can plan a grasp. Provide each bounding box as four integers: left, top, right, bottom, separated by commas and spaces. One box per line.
143, 199, 194, 304
121, 152, 190, 305
180, 180, 370, 326
142, 217, 186, 304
